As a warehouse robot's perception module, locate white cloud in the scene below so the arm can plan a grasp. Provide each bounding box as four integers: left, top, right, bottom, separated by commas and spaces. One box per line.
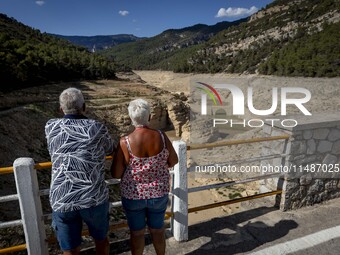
35, 1, 45, 6
119, 10, 129, 16
215, 6, 258, 18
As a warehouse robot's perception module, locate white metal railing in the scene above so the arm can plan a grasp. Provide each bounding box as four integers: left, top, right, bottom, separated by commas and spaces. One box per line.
0, 141, 186, 254
0, 137, 289, 253
0, 194, 19, 203
188, 172, 283, 193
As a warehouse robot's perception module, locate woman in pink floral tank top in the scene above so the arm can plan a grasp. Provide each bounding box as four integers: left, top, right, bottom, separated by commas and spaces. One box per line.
111, 99, 178, 255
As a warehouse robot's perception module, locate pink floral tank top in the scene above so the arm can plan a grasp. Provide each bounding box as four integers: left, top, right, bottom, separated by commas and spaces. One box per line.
121, 130, 170, 200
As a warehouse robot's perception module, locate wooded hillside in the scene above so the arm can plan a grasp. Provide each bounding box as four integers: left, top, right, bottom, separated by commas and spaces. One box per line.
0, 14, 118, 91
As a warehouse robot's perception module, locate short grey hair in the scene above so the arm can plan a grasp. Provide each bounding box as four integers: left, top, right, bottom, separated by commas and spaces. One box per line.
59, 88, 85, 114
128, 99, 150, 127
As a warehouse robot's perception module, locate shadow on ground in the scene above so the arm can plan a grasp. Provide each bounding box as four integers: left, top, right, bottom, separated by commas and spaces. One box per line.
183, 206, 298, 254
81, 206, 298, 254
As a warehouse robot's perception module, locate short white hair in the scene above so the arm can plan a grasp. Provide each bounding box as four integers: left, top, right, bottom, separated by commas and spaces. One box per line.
59, 87, 85, 114
128, 99, 150, 127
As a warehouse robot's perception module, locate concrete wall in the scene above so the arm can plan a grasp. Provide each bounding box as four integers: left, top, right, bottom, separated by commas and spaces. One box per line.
261, 113, 340, 210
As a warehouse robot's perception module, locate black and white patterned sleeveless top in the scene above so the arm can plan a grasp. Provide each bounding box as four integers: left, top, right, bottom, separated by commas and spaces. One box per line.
45, 115, 114, 212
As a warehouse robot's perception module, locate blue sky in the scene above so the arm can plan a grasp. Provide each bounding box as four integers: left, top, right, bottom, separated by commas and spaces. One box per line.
0, 0, 274, 37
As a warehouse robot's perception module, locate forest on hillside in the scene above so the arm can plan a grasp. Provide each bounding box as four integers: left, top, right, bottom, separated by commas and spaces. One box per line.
184, 0, 340, 77
100, 20, 245, 71
101, 0, 340, 78
0, 14, 118, 92
258, 22, 340, 77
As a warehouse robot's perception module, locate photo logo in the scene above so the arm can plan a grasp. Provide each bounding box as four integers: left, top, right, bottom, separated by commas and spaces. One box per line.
195, 82, 312, 128
197, 82, 312, 116
195, 82, 223, 107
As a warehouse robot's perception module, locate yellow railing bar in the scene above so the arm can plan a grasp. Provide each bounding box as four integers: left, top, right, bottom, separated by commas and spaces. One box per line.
0, 166, 14, 175
0, 189, 281, 251
0, 156, 114, 174
0, 244, 26, 254
34, 162, 52, 170
164, 211, 174, 220
0, 135, 290, 173
188, 190, 282, 213
187, 135, 290, 150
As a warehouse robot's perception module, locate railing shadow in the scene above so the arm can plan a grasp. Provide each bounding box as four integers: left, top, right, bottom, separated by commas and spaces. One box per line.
185, 206, 298, 255
80, 206, 298, 255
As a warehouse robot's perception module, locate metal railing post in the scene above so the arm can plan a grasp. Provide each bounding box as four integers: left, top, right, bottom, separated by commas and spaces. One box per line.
13, 158, 48, 255
171, 141, 188, 241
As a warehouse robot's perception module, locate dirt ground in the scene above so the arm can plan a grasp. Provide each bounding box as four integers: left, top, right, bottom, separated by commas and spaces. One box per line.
137, 70, 340, 224
1, 70, 339, 252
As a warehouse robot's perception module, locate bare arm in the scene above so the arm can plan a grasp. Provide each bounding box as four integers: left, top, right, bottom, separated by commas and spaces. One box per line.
164, 133, 179, 168
111, 138, 128, 178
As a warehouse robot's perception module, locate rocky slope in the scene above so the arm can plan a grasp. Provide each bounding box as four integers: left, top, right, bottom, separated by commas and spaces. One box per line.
0, 74, 189, 168
100, 19, 245, 70
0, 73, 190, 250
104, 0, 340, 76
0, 74, 190, 197
187, 0, 340, 75
136, 70, 340, 143
1, 70, 339, 252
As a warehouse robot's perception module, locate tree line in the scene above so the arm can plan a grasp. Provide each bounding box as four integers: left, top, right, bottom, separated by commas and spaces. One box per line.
259, 22, 340, 77
0, 14, 118, 92
100, 0, 340, 78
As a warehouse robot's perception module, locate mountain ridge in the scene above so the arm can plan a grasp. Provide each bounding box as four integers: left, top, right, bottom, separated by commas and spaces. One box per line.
100, 0, 340, 77
50, 20, 241, 53
99, 19, 246, 70
51, 34, 142, 51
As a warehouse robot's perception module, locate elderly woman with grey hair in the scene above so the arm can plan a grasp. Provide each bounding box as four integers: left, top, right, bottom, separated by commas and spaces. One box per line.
45, 87, 115, 255
111, 98, 178, 255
